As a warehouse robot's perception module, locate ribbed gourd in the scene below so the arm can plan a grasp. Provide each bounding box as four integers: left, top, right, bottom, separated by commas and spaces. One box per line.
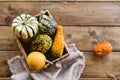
31, 34, 52, 54
51, 25, 64, 58
38, 10, 57, 36
12, 14, 39, 42
94, 42, 112, 56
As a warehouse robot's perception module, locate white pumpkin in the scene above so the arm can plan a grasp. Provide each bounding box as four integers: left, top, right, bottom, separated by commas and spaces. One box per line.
12, 14, 39, 42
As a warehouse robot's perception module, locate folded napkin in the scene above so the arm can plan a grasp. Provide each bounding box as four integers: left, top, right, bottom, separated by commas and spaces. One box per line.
7, 43, 85, 80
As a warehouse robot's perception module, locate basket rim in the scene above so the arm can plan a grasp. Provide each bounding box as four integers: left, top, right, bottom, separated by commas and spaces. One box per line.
15, 9, 69, 72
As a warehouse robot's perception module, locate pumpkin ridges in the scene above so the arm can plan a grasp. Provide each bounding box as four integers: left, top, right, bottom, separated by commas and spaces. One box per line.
21, 27, 28, 39
15, 16, 22, 22
12, 14, 39, 42
26, 24, 35, 36
25, 26, 33, 38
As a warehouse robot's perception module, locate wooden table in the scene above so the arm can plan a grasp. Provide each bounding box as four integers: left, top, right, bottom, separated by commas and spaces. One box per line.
0, 0, 120, 80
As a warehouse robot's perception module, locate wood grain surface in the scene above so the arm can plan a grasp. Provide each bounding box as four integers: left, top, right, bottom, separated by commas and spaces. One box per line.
0, 0, 120, 80
0, 51, 20, 77
0, 2, 120, 26
0, 51, 119, 78
0, 78, 113, 80
0, 0, 120, 1
63, 26, 120, 51
0, 26, 119, 79
0, 26, 120, 51
0, 78, 112, 80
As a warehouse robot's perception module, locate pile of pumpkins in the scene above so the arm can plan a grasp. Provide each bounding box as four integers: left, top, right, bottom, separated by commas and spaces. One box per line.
11, 10, 64, 72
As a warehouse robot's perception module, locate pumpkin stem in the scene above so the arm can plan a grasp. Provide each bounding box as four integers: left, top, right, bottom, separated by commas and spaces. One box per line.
22, 22, 25, 25
39, 10, 44, 21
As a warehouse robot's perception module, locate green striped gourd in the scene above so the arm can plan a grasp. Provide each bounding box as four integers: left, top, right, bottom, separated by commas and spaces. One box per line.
38, 10, 57, 36
31, 34, 52, 54
12, 14, 39, 42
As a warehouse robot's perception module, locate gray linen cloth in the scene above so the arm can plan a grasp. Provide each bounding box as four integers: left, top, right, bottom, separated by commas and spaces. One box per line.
7, 43, 85, 80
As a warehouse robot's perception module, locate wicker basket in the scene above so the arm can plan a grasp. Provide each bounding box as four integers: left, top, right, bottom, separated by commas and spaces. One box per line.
16, 10, 69, 72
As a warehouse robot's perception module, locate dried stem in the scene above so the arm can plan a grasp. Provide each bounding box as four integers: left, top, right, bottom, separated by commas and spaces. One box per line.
107, 73, 117, 80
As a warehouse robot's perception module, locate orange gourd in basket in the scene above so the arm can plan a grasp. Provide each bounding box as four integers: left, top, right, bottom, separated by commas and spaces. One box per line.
51, 25, 64, 58
94, 42, 112, 56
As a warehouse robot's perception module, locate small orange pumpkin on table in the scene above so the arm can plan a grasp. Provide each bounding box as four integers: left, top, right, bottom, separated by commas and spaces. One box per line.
94, 42, 112, 56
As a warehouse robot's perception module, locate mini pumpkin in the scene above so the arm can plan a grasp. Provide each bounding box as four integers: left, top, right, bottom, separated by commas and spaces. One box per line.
12, 14, 39, 42
94, 42, 112, 56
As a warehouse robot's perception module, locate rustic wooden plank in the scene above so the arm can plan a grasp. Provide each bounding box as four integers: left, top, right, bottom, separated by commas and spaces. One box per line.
81, 52, 120, 78
64, 26, 120, 51
0, 51, 120, 78
80, 78, 111, 80
0, 78, 10, 80
0, 27, 19, 51
0, 78, 112, 80
76, 0, 120, 2
0, 77, 111, 80
0, 26, 120, 51
0, 38, 19, 51
0, 0, 120, 1
0, 0, 74, 1
0, 77, 113, 80
0, 51, 20, 77
0, 2, 120, 26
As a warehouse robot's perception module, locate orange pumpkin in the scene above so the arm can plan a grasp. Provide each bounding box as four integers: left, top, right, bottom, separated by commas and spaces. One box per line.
94, 42, 112, 56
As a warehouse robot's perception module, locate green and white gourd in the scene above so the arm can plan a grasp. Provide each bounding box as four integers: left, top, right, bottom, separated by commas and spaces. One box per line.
12, 14, 39, 42
38, 10, 57, 36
